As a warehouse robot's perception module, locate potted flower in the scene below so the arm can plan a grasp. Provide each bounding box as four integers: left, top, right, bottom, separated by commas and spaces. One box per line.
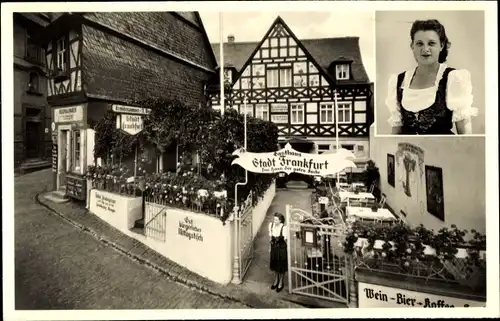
371, 204, 379, 212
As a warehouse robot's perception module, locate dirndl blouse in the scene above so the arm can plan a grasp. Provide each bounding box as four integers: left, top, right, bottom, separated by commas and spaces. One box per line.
386, 63, 478, 131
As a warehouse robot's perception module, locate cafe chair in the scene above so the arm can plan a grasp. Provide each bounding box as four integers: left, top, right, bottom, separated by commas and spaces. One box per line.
364, 198, 376, 207
378, 194, 386, 208
395, 210, 411, 226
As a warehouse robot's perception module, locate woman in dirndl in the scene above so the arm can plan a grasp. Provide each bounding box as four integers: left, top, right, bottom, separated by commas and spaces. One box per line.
269, 212, 289, 292
385, 19, 478, 135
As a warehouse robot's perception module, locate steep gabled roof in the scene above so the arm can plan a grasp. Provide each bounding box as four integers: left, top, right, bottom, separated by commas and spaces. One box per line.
211, 16, 370, 84
211, 41, 257, 72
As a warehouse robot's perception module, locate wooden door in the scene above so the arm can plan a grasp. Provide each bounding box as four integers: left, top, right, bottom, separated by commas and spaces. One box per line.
25, 121, 41, 159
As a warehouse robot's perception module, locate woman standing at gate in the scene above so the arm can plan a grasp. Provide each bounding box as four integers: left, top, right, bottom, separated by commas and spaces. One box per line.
269, 212, 289, 293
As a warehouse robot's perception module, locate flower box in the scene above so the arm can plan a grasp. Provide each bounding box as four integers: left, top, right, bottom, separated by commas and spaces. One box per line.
353, 237, 486, 260
89, 189, 142, 231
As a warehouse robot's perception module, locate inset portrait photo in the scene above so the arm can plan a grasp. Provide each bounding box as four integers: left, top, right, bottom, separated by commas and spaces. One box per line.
375, 11, 485, 135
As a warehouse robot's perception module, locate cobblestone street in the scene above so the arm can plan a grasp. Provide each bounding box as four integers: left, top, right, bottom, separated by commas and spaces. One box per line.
14, 170, 247, 309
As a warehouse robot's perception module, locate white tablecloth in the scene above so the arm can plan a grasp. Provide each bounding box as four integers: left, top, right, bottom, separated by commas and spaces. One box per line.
339, 191, 375, 201
352, 182, 365, 189
346, 206, 396, 221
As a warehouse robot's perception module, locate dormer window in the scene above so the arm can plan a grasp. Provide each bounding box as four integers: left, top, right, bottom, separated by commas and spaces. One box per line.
336, 64, 350, 80
224, 69, 232, 85
56, 37, 67, 72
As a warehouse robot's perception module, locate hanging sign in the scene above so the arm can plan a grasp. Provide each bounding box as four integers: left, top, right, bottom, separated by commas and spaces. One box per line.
120, 114, 144, 135
112, 104, 151, 115
52, 143, 58, 172
232, 143, 357, 176
358, 282, 485, 308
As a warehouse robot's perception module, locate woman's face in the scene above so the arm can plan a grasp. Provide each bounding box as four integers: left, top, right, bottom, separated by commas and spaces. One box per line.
273, 216, 281, 225
411, 30, 443, 66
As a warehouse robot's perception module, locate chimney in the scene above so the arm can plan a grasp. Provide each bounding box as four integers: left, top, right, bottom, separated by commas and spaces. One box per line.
227, 35, 235, 43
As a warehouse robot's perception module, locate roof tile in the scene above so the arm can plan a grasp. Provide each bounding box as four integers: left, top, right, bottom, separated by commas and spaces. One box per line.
82, 12, 217, 70
82, 25, 212, 106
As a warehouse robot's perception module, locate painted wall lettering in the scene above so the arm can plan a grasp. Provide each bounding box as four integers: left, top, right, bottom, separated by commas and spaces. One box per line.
358, 282, 485, 308
178, 216, 204, 241
95, 192, 117, 213
54, 106, 84, 123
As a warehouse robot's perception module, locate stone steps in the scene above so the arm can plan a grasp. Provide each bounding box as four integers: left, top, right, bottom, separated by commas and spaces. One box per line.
134, 218, 145, 229
19, 159, 51, 174
42, 189, 70, 204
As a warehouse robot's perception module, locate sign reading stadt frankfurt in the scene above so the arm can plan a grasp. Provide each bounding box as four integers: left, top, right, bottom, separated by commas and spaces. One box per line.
231, 143, 357, 176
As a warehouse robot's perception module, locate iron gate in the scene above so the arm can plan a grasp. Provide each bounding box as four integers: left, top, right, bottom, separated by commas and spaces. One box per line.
286, 204, 350, 304
237, 192, 254, 280
144, 199, 167, 242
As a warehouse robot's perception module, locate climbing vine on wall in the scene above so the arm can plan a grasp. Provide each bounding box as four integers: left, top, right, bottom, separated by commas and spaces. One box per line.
92, 98, 279, 210
92, 111, 142, 163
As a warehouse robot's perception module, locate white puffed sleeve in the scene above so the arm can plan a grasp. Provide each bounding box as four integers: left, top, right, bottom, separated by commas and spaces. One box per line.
268, 222, 273, 237
385, 74, 403, 127
446, 69, 478, 122
282, 225, 289, 242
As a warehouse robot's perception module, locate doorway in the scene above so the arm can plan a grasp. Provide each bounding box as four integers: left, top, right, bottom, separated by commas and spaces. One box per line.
58, 129, 69, 189
25, 121, 41, 159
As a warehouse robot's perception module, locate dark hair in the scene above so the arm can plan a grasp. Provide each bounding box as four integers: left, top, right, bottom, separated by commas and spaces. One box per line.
410, 19, 451, 63
274, 212, 285, 224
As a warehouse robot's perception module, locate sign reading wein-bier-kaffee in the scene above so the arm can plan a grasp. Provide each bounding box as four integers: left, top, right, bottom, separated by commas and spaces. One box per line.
231, 143, 357, 176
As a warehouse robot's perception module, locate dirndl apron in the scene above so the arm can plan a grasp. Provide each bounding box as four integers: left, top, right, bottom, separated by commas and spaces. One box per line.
270, 224, 288, 273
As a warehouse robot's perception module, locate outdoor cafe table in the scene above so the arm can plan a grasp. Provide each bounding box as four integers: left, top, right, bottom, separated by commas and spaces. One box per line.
351, 182, 365, 189
338, 191, 375, 202
346, 206, 396, 222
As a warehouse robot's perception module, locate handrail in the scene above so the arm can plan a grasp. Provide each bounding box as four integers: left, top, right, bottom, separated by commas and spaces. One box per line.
144, 202, 168, 229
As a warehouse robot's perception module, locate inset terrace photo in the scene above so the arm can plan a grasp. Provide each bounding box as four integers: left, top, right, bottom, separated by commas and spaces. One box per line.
375, 11, 485, 135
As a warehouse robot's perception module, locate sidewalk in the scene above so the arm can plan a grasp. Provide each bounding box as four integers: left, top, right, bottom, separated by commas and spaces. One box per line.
36, 190, 307, 309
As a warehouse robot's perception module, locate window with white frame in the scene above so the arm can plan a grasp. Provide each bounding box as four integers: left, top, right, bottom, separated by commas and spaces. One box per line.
56, 37, 67, 72
241, 104, 253, 117
279, 68, 292, 87
267, 68, 278, 88
336, 64, 350, 80
224, 69, 232, 84
255, 104, 269, 120
337, 102, 352, 123
71, 130, 81, 172
290, 103, 304, 124
319, 103, 334, 124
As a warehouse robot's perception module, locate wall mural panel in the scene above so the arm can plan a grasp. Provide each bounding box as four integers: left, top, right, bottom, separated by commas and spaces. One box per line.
395, 143, 424, 197
425, 165, 445, 221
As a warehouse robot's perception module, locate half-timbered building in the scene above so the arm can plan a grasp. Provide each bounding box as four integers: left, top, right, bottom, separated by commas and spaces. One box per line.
209, 16, 374, 169
35, 12, 217, 200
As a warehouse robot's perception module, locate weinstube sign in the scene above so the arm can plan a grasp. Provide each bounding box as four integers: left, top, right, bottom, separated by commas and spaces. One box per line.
231, 143, 357, 176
